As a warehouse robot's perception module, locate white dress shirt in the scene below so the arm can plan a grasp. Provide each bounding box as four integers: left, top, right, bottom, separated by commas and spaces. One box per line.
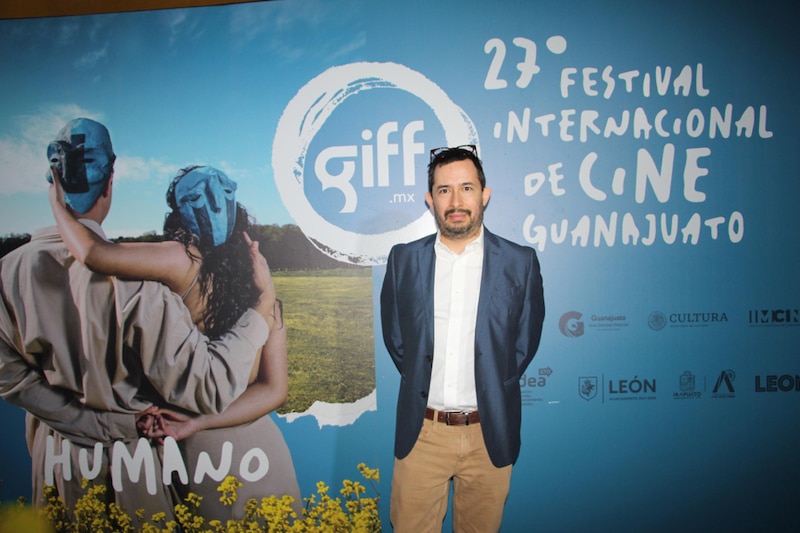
428, 227, 484, 411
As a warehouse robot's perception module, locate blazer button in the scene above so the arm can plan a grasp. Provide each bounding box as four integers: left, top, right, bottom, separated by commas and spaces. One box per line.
425, 355, 432, 364
420, 391, 427, 398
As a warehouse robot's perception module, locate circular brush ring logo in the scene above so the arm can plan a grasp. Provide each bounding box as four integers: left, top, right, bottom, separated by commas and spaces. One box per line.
272, 62, 478, 265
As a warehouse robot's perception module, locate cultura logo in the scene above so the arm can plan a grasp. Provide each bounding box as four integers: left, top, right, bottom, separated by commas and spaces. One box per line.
648, 311, 667, 331
272, 62, 479, 266
559, 311, 584, 338
649, 310, 728, 330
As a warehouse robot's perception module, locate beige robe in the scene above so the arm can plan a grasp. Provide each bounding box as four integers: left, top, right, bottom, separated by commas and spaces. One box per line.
0, 224, 268, 518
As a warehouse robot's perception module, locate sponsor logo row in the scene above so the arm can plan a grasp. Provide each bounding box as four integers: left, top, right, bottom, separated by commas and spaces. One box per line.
520, 367, 800, 405
558, 308, 799, 337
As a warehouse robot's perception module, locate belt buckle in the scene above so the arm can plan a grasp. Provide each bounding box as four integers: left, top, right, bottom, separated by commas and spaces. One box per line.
446, 411, 468, 426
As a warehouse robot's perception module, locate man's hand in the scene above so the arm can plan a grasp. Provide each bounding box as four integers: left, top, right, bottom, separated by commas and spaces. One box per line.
152, 408, 202, 442
136, 406, 202, 443
244, 231, 277, 328
135, 405, 160, 437
48, 167, 67, 209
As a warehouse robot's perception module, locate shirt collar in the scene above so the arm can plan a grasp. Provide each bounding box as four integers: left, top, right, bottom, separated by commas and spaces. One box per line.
434, 225, 485, 256
78, 218, 108, 240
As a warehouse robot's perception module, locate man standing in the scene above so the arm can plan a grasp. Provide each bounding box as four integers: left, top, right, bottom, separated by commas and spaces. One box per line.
0, 118, 276, 516
381, 145, 545, 532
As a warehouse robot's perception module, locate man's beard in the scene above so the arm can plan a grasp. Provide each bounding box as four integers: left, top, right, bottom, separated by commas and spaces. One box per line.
436, 207, 484, 240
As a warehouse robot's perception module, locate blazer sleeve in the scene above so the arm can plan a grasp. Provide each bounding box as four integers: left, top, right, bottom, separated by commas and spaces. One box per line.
515, 247, 545, 375
380, 246, 404, 372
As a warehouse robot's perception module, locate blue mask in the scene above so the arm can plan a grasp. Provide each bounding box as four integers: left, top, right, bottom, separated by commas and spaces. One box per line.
174, 167, 238, 247
46, 118, 116, 214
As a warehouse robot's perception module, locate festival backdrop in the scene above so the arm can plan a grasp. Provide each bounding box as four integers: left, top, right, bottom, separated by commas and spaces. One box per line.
1, 0, 798, 530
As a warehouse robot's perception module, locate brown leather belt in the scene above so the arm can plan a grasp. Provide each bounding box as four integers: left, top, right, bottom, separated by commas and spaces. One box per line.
425, 407, 480, 426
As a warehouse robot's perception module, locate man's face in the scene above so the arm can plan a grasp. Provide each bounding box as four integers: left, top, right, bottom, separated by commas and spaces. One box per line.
425, 159, 491, 243
175, 168, 237, 247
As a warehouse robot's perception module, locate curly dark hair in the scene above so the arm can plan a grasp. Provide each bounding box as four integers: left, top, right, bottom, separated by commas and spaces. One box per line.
164, 165, 259, 339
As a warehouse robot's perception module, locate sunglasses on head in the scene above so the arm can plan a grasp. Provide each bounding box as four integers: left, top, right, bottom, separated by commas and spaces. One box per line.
429, 144, 478, 162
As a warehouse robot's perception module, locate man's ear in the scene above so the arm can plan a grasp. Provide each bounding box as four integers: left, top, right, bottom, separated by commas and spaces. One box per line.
103, 173, 114, 197
482, 186, 492, 207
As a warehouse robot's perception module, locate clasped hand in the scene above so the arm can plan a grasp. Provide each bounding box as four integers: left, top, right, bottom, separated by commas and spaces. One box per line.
136, 406, 201, 443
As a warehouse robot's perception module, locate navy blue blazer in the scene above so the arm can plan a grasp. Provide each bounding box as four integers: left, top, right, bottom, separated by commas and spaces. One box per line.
380, 227, 545, 467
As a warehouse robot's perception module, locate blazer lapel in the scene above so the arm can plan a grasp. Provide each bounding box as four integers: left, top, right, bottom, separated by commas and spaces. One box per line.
417, 239, 436, 331
477, 229, 502, 326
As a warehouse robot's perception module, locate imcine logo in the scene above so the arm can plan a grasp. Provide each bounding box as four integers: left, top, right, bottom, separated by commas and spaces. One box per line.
748, 308, 800, 326
272, 62, 479, 265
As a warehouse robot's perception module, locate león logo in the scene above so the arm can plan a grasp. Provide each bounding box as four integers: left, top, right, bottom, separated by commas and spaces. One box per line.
579, 376, 598, 401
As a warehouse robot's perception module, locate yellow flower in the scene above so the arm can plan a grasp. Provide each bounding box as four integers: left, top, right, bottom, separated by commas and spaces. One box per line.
217, 475, 244, 506
185, 492, 203, 508
0, 505, 54, 533
36, 463, 382, 532
357, 463, 380, 482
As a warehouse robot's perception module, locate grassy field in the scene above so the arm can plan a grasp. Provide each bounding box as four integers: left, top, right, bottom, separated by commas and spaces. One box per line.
273, 268, 375, 414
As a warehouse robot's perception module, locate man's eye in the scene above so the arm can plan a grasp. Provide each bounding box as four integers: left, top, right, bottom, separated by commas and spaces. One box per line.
187, 194, 202, 202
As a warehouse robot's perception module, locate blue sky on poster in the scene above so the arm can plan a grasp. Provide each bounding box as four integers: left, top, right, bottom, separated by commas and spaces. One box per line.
0, 0, 796, 257
0, 0, 366, 237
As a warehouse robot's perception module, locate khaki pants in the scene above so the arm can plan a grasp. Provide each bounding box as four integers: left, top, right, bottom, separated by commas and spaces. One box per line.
390, 417, 512, 533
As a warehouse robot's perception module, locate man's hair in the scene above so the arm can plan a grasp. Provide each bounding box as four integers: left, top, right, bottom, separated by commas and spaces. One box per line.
427, 147, 486, 193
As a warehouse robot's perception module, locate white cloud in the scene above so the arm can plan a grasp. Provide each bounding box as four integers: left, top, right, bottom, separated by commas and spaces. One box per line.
163, 10, 204, 48
0, 105, 98, 195
324, 31, 367, 65
54, 20, 81, 47
0, 106, 177, 196
115, 155, 180, 184
75, 43, 109, 70
230, 0, 360, 50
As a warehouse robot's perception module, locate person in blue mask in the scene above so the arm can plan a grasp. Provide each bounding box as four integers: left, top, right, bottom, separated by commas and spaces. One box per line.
1, 118, 277, 519
48, 158, 302, 519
